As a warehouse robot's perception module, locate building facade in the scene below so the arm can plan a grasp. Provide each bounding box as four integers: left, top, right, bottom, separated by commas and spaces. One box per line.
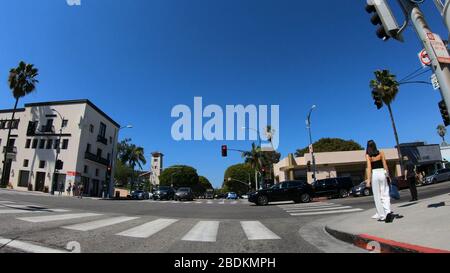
0, 100, 120, 197
150, 152, 164, 186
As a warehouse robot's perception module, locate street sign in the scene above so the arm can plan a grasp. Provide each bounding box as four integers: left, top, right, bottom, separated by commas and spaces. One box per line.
426, 32, 450, 64
418, 49, 431, 67
431, 74, 441, 90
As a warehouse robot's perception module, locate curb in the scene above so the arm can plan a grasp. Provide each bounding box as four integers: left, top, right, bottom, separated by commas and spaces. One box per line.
325, 226, 450, 253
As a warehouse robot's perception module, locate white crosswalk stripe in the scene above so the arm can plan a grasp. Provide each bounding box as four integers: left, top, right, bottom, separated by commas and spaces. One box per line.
116, 218, 178, 238
18, 213, 102, 223
278, 202, 364, 217
63, 216, 140, 231
0, 209, 44, 214
0, 204, 70, 213
240, 221, 281, 240
182, 221, 220, 242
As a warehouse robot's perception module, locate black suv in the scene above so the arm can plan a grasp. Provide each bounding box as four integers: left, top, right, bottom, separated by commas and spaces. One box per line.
153, 186, 176, 200
312, 177, 354, 199
248, 180, 313, 206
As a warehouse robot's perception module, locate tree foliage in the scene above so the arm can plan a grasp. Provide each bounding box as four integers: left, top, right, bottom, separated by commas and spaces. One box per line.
223, 164, 255, 195
159, 165, 199, 189
295, 138, 363, 157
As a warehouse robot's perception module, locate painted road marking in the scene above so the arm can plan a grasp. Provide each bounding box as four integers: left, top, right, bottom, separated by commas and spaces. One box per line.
0, 236, 68, 253
289, 208, 364, 216
240, 221, 281, 240
182, 221, 220, 242
116, 218, 178, 238
63, 216, 140, 231
18, 213, 101, 223
285, 206, 354, 213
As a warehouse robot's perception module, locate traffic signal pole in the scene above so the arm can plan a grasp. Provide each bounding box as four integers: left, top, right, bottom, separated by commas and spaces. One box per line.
398, 0, 450, 116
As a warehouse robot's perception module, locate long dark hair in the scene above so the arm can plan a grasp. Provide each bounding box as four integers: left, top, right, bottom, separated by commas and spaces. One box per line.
366, 140, 380, 157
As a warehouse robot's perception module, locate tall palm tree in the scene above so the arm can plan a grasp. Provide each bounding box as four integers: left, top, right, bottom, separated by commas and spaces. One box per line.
437, 125, 447, 146
370, 69, 404, 172
127, 144, 147, 171
1, 61, 39, 187
242, 143, 263, 172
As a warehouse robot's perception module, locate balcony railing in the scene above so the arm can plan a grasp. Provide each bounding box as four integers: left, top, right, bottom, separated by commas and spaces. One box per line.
3, 146, 17, 154
85, 151, 110, 166
97, 135, 108, 145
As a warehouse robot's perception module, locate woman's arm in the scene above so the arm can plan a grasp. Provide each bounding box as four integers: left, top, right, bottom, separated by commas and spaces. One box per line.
366, 155, 372, 187
381, 152, 390, 178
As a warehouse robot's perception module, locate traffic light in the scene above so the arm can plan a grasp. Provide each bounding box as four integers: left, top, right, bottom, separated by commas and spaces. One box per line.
107, 165, 112, 175
439, 100, 450, 126
372, 90, 383, 110
221, 145, 228, 157
55, 160, 64, 170
365, 0, 402, 41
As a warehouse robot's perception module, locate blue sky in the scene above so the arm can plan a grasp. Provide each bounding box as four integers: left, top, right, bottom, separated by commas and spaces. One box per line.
0, 0, 448, 187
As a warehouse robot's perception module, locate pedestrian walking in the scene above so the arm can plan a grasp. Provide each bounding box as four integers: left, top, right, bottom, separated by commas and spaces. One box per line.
66, 182, 72, 197
365, 140, 395, 223
404, 156, 419, 202
58, 182, 64, 196
78, 184, 84, 199
72, 183, 78, 197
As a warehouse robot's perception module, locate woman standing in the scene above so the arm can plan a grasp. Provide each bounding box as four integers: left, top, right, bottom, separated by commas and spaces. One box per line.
366, 140, 395, 223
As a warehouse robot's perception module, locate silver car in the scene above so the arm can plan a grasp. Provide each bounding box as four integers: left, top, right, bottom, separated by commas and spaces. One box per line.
424, 168, 450, 185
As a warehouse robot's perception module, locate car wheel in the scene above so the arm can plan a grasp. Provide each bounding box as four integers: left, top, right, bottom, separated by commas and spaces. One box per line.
257, 195, 269, 206
339, 189, 349, 198
300, 193, 311, 203
363, 189, 371, 196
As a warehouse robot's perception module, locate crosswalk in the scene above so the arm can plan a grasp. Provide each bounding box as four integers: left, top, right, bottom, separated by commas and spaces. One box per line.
0, 201, 70, 214
278, 202, 364, 217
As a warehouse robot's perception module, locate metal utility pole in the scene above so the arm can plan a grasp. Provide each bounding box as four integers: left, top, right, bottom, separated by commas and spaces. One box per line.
51, 109, 64, 196
397, 0, 450, 116
306, 105, 317, 184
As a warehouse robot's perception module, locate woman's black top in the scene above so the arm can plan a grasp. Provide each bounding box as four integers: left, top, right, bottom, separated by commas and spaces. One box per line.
371, 159, 384, 170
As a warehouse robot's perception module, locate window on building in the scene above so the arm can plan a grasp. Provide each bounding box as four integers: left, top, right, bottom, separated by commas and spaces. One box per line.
32, 139, 38, 149
86, 143, 91, 153
54, 139, 60, 149
25, 139, 31, 149
39, 161, 46, 169
97, 148, 102, 158
0, 120, 5, 129
62, 139, 69, 150
39, 139, 46, 149
18, 171, 30, 188
83, 165, 89, 174
46, 139, 53, 149
99, 122, 106, 138
11, 120, 19, 129
89, 124, 94, 133
23, 159, 29, 167
62, 119, 68, 128
95, 169, 99, 176
42, 119, 54, 133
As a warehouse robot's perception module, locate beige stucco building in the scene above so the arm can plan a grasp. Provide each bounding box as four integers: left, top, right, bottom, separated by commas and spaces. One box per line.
0, 100, 120, 197
274, 149, 402, 185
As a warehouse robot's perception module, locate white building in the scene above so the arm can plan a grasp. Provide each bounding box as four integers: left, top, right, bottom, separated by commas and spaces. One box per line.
0, 99, 120, 197
150, 152, 164, 186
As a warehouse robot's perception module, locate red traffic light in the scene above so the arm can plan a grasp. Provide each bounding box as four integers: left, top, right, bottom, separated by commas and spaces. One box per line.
221, 145, 228, 157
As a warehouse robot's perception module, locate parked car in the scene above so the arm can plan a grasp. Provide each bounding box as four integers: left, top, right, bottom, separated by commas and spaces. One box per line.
130, 190, 150, 200
153, 186, 176, 200
174, 187, 194, 201
351, 182, 372, 197
226, 192, 239, 200
204, 189, 215, 199
424, 168, 450, 185
312, 177, 354, 199
248, 180, 313, 206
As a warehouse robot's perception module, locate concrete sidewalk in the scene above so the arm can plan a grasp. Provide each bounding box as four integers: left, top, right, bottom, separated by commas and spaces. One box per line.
326, 193, 450, 253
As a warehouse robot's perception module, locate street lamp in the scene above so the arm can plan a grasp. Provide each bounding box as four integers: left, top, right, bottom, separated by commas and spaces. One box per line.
306, 105, 317, 184
108, 125, 133, 198
51, 109, 64, 195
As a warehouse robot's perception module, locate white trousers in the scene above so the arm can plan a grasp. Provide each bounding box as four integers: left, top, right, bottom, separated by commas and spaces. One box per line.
372, 169, 391, 219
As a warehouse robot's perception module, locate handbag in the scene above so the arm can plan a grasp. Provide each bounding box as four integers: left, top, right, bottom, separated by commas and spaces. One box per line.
389, 180, 400, 200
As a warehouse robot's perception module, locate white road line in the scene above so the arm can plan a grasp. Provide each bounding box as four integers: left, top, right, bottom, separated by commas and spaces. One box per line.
285, 206, 353, 213
0, 204, 70, 212
240, 221, 281, 240
116, 218, 178, 238
289, 208, 364, 216
195, 201, 203, 204
63, 216, 140, 231
207, 201, 214, 204
18, 213, 102, 223
230, 201, 238, 205
0, 201, 15, 204
0, 209, 43, 214
278, 204, 340, 210
182, 221, 220, 242
277, 202, 335, 208
0, 236, 68, 253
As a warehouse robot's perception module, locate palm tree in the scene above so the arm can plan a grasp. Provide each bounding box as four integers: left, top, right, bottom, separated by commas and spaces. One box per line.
437, 125, 448, 146
370, 69, 404, 171
242, 143, 263, 171
127, 144, 147, 171
1, 61, 39, 187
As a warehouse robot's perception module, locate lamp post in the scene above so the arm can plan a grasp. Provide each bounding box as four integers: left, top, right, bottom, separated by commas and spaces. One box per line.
306, 105, 317, 184
108, 125, 132, 198
51, 109, 64, 195
227, 177, 251, 193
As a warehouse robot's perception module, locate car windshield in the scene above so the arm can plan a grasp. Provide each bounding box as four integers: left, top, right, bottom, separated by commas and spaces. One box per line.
158, 187, 170, 191
178, 188, 190, 192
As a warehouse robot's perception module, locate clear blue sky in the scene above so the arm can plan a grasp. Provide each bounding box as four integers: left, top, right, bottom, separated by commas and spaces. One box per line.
0, 0, 448, 187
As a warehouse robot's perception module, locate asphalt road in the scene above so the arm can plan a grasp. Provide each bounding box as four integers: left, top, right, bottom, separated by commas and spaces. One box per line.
0, 182, 448, 253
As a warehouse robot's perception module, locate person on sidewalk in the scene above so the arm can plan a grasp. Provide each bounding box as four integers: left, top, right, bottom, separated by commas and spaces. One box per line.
78, 184, 84, 199
404, 156, 419, 202
72, 183, 78, 198
365, 140, 395, 223
66, 182, 72, 197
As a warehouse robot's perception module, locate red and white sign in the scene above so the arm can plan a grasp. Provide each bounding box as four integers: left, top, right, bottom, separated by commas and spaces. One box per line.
427, 32, 450, 64
418, 49, 431, 67
67, 171, 81, 177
